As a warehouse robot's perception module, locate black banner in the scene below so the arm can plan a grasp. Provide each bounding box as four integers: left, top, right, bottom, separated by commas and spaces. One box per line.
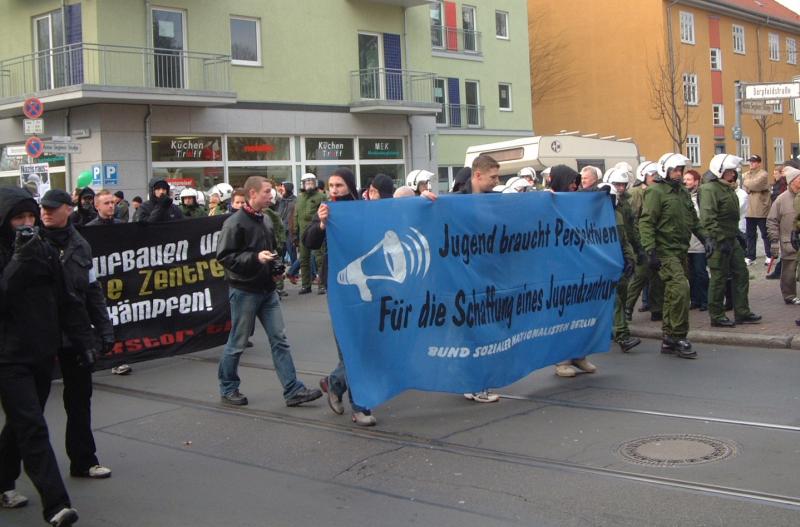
79, 216, 231, 368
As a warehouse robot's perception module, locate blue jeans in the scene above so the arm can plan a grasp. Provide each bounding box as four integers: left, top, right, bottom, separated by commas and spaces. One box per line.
328, 337, 370, 414
687, 252, 709, 308
218, 287, 304, 400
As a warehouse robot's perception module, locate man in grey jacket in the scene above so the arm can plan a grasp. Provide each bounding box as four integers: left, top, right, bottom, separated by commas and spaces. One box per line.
766, 166, 800, 304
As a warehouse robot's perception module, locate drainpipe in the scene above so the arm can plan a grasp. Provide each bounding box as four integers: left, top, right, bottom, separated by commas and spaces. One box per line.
144, 104, 152, 188
64, 108, 71, 188
403, 8, 415, 171
666, 0, 680, 151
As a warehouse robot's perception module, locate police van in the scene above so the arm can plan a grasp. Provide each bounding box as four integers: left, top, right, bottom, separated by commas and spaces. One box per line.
463, 135, 641, 182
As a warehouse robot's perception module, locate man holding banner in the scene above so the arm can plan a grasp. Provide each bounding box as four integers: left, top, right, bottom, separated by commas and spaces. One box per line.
216, 176, 321, 407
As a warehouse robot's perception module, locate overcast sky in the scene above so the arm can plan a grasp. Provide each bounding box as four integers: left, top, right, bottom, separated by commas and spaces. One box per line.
776, 0, 800, 15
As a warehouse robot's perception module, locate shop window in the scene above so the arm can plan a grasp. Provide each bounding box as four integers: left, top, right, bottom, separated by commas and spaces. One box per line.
152, 167, 224, 194
151, 136, 223, 162
228, 136, 290, 161
304, 138, 355, 161
228, 166, 293, 190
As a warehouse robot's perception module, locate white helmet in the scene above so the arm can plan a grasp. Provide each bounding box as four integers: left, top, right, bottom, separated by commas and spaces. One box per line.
406, 169, 434, 189
659, 153, 691, 177
614, 161, 633, 174
179, 188, 197, 200
607, 167, 630, 185
635, 161, 659, 182
598, 182, 619, 206
541, 166, 551, 176
269, 187, 278, 203
505, 176, 533, 192
195, 191, 206, 206
493, 184, 509, 193
301, 173, 317, 182
518, 167, 536, 179
208, 183, 233, 202
709, 154, 743, 178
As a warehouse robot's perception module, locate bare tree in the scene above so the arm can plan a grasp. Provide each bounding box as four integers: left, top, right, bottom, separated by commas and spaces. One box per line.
528, 9, 573, 106
647, 49, 698, 152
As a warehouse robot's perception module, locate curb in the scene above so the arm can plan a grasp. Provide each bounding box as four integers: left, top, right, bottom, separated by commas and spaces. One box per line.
629, 325, 798, 350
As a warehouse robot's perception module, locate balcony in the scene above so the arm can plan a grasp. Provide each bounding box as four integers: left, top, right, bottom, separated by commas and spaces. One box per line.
359, 0, 431, 6
349, 68, 441, 115
436, 104, 484, 129
0, 43, 236, 117
430, 26, 482, 57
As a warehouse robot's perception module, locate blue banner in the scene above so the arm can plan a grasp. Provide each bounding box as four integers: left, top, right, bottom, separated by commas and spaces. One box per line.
327, 192, 622, 409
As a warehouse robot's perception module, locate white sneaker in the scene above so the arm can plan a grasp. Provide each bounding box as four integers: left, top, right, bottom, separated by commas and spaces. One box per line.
745, 258, 755, 266
49, 507, 78, 526
555, 364, 577, 377
463, 391, 500, 403
765, 257, 773, 266
572, 358, 597, 373
88, 465, 112, 478
351, 411, 377, 426
1, 490, 28, 508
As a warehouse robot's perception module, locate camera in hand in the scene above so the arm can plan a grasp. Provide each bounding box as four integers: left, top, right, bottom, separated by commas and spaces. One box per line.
271, 261, 286, 276
15, 225, 38, 240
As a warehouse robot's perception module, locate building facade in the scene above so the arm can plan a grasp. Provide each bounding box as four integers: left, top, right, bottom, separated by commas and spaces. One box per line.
0, 0, 532, 198
528, 0, 800, 169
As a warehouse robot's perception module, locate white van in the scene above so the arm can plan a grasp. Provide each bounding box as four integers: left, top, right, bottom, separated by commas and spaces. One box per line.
464, 135, 641, 179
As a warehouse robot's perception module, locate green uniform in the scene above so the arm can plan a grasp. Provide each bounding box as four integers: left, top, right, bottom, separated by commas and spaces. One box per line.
625, 185, 664, 316
639, 180, 701, 339
180, 203, 208, 218
613, 206, 635, 342
699, 178, 753, 321
294, 190, 326, 289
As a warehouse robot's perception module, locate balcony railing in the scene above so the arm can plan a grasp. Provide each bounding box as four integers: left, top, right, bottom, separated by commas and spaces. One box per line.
350, 68, 438, 111
430, 26, 482, 55
0, 42, 231, 99
436, 103, 484, 129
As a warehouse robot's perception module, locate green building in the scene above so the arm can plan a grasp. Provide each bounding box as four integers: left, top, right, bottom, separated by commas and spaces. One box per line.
0, 0, 533, 196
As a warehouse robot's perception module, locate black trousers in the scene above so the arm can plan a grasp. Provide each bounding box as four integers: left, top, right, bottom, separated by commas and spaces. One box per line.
0, 359, 71, 521
58, 347, 98, 474
745, 217, 771, 260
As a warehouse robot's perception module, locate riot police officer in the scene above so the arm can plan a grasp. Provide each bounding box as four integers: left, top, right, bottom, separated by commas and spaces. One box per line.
639, 153, 706, 358
700, 155, 762, 327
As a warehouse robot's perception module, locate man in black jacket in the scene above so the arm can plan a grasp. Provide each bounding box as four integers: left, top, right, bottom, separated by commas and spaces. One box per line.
86, 189, 122, 226
216, 176, 321, 407
137, 177, 183, 223
0, 187, 96, 526
69, 187, 97, 227
40, 189, 114, 479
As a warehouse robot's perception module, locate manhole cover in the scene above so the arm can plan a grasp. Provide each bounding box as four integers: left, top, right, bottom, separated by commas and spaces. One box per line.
617, 434, 737, 467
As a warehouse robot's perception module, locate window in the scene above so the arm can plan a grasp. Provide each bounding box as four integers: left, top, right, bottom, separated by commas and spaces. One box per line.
686, 135, 701, 166
710, 48, 722, 70
788, 38, 797, 64
434, 78, 448, 125
732, 24, 745, 54
495, 10, 509, 39
152, 8, 187, 88
712, 104, 725, 126
680, 11, 695, 44
430, 2, 444, 48
498, 83, 512, 111
465, 80, 481, 126
230, 17, 261, 66
683, 73, 698, 105
769, 33, 780, 61
34, 9, 67, 90
775, 137, 785, 164
462, 5, 477, 52
772, 101, 783, 114
741, 136, 751, 160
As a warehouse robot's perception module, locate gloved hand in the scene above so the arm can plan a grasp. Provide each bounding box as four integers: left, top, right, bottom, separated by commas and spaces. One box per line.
101, 338, 116, 356
13, 226, 42, 260
77, 348, 97, 371
791, 231, 800, 251
720, 239, 733, 255
636, 249, 647, 266
647, 250, 661, 271
704, 238, 716, 258
736, 231, 747, 250
623, 258, 635, 278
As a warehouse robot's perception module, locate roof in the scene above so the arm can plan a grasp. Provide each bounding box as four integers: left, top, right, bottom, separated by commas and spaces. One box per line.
716, 0, 800, 25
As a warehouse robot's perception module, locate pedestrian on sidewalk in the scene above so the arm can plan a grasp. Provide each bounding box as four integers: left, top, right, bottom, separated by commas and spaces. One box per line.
216, 176, 322, 408
684, 170, 708, 311
767, 166, 800, 305
700, 155, 761, 328
742, 155, 773, 266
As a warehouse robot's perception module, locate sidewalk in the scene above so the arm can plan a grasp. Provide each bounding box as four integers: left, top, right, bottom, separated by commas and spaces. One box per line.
628, 255, 800, 349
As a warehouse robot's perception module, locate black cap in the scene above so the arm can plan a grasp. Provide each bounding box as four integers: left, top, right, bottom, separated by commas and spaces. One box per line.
748, 154, 762, 162
40, 189, 74, 208
114, 191, 124, 199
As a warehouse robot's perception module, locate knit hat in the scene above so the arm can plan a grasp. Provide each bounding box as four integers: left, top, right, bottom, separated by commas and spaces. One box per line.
331, 167, 358, 200
7, 198, 40, 222
114, 191, 124, 199
548, 165, 580, 192
784, 166, 800, 185
370, 173, 395, 199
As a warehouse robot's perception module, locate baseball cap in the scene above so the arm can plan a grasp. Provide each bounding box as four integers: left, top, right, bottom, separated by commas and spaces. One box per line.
40, 189, 74, 208
748, 154, 762, 162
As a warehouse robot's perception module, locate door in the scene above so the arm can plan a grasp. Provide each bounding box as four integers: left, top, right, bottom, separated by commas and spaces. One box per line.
358, 32, 382, 99
34, 11, 65, 90
462, 5, 477, 52
434, 78, 447, 125
152, 8, 186, 88
465, 80, 480, 127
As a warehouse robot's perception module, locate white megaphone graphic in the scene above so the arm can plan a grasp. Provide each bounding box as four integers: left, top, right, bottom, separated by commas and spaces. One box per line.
338, 228, 430, 302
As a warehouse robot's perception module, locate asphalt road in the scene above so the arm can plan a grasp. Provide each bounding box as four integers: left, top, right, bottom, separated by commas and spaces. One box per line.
3, 291, 800, 527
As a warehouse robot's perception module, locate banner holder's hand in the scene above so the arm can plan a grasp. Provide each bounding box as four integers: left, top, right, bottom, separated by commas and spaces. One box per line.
421, 190, 437, 202
318, 203, 329, 230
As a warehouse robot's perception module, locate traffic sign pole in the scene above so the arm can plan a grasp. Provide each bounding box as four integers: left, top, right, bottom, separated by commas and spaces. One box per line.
734, 80, 742, 158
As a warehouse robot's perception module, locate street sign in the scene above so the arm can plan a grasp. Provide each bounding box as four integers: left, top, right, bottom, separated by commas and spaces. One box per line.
743, 82, 800, 100
23, 119, 44, 135
22, 97, 44, 119
43, 142, 81, 154
25, 136, 44, 158
51, 135, 71, 142
6, 146, 26, 157
92, 163, 120, 186
742, 101, 773, 116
